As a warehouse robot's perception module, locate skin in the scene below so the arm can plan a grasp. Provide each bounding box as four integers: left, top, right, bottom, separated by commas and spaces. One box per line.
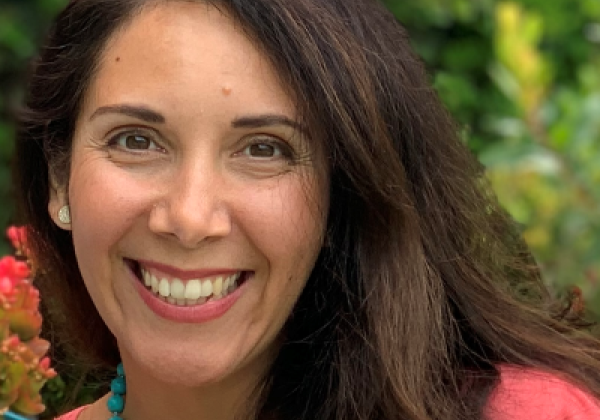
49, 3, 329, 419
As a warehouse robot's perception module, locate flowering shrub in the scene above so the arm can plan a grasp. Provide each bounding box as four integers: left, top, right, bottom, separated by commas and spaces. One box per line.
0, 227, 56, 417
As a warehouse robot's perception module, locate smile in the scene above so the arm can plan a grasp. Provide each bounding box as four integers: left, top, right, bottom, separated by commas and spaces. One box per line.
127, 259, 249, 308
142, 268, 241, 306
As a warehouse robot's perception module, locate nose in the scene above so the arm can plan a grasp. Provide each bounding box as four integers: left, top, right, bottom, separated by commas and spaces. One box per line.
148, 161, 232, 248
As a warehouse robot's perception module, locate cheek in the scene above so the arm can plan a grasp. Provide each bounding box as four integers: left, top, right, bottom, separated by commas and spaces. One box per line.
68, 158, 151, 265
241, 175, 327, 276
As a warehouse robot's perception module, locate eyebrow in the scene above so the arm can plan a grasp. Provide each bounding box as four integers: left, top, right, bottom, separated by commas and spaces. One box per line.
232, 114, 307, 135
89, 105, 165, 123
89, 105, 306, 134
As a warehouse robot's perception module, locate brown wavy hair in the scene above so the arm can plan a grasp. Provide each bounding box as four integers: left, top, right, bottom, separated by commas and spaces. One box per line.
14, 0, 600, 419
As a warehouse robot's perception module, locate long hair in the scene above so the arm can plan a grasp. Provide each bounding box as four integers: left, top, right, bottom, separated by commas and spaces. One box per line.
14, 1, 600, 419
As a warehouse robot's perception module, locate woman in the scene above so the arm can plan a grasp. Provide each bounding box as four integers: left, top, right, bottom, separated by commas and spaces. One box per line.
13, 0, 600, 419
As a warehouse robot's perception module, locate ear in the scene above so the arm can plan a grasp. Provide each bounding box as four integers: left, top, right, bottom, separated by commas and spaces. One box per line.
48, 175, 71, 230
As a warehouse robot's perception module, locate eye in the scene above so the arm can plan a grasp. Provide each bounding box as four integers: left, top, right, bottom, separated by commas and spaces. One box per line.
244, 143, 279, 158
108, 130, 162, 152
241, 138, 293, 160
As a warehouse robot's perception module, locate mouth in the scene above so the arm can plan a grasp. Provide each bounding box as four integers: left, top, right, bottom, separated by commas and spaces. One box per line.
125, 259, 251, 307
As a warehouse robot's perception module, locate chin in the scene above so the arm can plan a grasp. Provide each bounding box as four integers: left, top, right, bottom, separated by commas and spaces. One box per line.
119, 332, 267, 389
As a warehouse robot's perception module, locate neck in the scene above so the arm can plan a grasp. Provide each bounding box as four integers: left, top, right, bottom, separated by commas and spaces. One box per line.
112, 348, 273, 420
124, 378, 256, 420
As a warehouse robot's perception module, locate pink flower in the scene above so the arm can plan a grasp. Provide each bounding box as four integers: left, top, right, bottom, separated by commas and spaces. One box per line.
1, 225, 55, 416
0, 256, 30, 281
6, 226, 29, 257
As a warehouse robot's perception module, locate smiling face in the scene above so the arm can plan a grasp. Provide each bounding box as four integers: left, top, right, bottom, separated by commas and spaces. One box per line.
49, 1, 328, 393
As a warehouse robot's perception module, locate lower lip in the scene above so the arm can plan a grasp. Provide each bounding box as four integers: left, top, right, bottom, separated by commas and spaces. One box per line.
129, 267, 246, 323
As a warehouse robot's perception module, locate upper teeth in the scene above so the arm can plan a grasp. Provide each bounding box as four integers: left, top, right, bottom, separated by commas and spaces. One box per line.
140, 268, 241, 300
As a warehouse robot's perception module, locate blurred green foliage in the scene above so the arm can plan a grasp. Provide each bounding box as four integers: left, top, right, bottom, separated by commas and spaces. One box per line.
0, 0, 599, 414
0, 0, 66, 257
389, 0, 600, 309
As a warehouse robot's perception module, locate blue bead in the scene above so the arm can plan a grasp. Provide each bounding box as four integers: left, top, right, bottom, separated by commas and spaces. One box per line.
107, 394, 125, 413
109, 417, 123, 420
111, 376, 127, 394
117, 363, 125, 377
4, 411, 32, 420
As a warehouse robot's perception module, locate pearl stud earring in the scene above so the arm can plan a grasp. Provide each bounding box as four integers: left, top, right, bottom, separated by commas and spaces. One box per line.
58, 205, 71, 224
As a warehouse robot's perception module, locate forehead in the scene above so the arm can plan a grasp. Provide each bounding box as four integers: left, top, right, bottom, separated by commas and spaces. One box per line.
81, 2, 295, 120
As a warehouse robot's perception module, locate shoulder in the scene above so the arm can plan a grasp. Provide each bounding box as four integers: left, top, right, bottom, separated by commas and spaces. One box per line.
54, 406, 88, 420
486, 365, 600, 420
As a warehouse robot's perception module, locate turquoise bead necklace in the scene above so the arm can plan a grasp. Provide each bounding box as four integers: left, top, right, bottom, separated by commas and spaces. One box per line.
107, 363, 126, 420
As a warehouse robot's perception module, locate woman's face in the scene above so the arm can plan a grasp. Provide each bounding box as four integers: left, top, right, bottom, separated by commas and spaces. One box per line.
49, 3, 328, 388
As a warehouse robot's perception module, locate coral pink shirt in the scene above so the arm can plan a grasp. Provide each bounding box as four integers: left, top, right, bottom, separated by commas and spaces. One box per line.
54, 405, 86, 420
55, 366, 600, 419
486, 365, 600, 419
